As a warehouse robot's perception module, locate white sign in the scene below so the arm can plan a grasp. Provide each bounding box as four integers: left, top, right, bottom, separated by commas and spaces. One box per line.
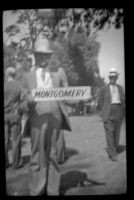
31, 86, 91, 101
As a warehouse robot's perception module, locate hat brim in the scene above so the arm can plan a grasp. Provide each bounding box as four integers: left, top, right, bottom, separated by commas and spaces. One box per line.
109, 73, 119, 77
34, 50, 53, 54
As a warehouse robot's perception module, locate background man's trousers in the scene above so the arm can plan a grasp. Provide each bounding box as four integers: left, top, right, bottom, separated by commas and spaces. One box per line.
4, 113, 21, 168
103, 104, 124, 158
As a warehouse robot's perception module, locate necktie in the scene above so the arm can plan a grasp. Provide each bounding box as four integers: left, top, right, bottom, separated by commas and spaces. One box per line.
112, 85, 116, 95
41, 69, 53, 88
41, 68, 46, 81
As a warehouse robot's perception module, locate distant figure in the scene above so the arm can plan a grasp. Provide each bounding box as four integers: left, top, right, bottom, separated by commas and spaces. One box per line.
4, 67, 23, 169
97, 68, 125, 161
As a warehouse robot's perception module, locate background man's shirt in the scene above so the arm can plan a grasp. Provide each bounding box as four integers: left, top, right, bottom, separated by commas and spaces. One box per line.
110, 84, 121, 104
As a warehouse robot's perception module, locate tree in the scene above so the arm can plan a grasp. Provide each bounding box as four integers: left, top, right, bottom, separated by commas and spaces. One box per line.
49, 39, 79, 86
4, 9, 123, 49
49, 31, 100, 86
3, 42, 18, 70
3, 9, 123, 86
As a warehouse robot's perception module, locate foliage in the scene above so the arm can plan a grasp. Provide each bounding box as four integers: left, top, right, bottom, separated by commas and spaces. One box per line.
3, 43, 17, 70
4, 9, 123, 50
65, 31, 101, 86
3, 9, 123, 87
49, 39, 79, 86
49, 31, 101, 87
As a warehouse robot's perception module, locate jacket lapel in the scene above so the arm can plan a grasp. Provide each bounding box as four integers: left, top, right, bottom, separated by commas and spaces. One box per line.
117, 84, 123, 103
27, 71, 37, 89
107, 84, 111, 103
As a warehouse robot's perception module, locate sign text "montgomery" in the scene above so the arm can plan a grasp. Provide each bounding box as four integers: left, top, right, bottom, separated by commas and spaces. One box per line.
31, 86, 91, 101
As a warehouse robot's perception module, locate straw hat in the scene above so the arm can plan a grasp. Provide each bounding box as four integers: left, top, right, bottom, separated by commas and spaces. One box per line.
108, 67, 120, 77
34, 37, 53, 54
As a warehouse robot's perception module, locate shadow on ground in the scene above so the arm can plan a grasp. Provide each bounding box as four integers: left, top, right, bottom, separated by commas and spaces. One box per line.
105, 145, 126, 155
60, 170, 105, 195
64, 148, 79, 162
6, 148, 79, 196
6, 171, 29, 196
117, 145, 126, 154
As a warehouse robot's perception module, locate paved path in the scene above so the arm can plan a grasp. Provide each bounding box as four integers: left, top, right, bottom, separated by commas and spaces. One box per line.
6, 115, 126, 195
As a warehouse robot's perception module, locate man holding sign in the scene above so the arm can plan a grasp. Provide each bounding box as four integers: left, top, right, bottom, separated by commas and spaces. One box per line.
22, 37, 73, 195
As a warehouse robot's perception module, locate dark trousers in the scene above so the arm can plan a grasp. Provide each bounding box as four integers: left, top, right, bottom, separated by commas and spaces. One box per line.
104, 104, 123, 158
57, 130, 66, 164
4, 113, 21, 168
29, 110, 62, 196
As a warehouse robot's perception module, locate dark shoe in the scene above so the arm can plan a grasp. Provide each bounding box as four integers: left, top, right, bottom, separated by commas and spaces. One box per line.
106, 149, 117, 161
110, 156, 117, 162
58, 160, 65, 165
116, 145, 126, 154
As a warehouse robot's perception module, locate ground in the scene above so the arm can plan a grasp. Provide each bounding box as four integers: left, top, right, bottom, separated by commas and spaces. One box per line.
6, 114, 126, 195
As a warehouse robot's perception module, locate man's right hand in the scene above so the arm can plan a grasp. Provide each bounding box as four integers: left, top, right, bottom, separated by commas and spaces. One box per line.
27, 94, 35, 103
27, 94, 36, 110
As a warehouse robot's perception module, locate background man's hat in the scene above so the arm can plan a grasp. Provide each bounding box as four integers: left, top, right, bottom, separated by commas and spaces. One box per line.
34, 37, 53, 54
5, 67, 16, 77
108, 67, 120, 77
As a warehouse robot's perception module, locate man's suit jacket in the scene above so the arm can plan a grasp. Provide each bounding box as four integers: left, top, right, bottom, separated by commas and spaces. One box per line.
97, 84, 125, 121
4, 79, 22, 124
22, 67, 72, 137
4, 79, 21, 113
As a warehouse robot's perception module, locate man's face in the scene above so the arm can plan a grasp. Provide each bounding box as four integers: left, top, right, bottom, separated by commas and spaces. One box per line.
109, 75, 118, 85
34, 52, 52, 68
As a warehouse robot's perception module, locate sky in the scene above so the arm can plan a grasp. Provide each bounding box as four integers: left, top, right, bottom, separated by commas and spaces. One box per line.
97, 26, 125, 88
3, 10, 125, 89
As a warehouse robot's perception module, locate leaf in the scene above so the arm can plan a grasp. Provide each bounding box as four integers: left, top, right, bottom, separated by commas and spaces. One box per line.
5, 24, 20, 34
9, 32, 17, 37
16, 13, 28, 24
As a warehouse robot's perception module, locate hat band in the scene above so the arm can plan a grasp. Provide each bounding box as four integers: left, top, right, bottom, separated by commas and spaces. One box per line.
34, 50, 53, 53
109, 72, 118, 76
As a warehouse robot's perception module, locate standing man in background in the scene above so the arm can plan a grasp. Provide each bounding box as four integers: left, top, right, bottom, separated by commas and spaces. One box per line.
4, 67, 23, 169
97, 68, 125, 161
